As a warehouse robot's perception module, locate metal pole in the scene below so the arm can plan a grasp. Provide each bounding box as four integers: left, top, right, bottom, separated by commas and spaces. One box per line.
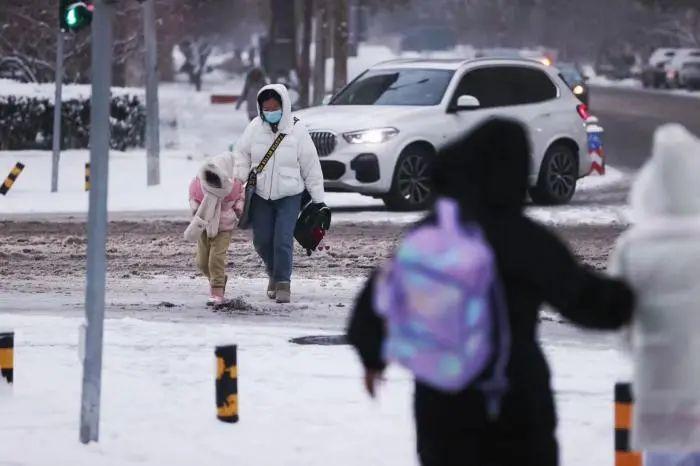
143, 0, 160, 186
80, 0, 114, 445
51, 31, 65, 193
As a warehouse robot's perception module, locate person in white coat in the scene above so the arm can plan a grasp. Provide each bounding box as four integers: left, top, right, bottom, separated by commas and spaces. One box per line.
216, 83, 325, 303
610, 124, 700, 465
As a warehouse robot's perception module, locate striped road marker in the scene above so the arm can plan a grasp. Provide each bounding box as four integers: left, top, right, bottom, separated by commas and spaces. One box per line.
0, 162, 25, 195
215, 345, 239, 423
85, 162, 91, 191
615, 382, 642, 466
0, 332, 13, 386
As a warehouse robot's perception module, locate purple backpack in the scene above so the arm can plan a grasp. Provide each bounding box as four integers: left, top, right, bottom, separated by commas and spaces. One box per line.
374, 198, 510, 416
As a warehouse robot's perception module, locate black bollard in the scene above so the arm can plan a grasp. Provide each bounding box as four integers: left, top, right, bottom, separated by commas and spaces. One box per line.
0, 332, 13, 385
215, 345, 238, 423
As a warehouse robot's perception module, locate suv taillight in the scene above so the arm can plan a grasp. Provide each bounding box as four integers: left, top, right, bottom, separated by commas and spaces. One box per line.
577, 104, 590, 120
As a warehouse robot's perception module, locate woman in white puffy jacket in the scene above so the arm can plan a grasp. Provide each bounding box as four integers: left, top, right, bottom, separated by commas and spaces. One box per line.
610, 124, 700, 465
216, 84, 325, 304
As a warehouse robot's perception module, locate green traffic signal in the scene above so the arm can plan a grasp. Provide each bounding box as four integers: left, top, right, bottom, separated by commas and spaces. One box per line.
59, 1, 93, 32
66, 7, 79, 27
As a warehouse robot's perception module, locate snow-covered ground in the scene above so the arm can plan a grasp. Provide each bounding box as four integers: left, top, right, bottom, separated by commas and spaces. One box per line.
587, 75, 700, 99
0, 146, 632, 226
0, 311, 630, 466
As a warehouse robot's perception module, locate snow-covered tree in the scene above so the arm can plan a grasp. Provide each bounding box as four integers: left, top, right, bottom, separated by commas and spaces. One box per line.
638, 0, 700, 46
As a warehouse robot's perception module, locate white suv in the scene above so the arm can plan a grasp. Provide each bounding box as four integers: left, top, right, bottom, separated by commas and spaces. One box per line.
296, 58, 596, 210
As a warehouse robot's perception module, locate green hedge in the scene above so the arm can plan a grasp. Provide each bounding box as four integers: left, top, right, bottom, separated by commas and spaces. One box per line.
0, 94, 145, 151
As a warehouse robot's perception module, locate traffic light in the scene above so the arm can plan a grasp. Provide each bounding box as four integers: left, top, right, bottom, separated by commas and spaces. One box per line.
59, 1, 94, 33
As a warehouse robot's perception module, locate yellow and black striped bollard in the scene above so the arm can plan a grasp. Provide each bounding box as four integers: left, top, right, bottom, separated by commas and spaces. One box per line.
0, 162, 25, 196
615, 382, 642, 466
0, 332, 13, 386
85, 162, 91, 192
215, 345, 238, 423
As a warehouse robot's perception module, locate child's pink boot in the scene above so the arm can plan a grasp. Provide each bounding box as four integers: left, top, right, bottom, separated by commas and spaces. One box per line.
210, 287, 225, 306
206, 286, 218, 306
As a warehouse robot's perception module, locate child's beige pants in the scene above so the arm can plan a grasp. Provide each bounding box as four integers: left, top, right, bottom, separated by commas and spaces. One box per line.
196, 231, 232, 288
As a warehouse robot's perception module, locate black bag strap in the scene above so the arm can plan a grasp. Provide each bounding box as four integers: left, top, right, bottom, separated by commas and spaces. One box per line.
252, 117, 300, 175
254, 132, 287, 175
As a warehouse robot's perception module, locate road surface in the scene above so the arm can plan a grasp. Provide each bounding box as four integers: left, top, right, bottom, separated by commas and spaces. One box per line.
590, 85, 700, 170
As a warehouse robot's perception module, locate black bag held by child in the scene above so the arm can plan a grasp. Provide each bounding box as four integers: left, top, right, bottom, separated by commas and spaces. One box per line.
237, 132, 287, 230
295, 201, 332, 256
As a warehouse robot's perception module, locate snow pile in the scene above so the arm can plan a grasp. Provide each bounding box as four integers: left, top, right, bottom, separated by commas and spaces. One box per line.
587, 76, 643, 89
0, 313, 630, 466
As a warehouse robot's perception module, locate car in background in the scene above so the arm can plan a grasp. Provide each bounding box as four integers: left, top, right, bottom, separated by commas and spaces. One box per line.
557, 62, 589, 106
642, 48, 677, 88
679, 60, 700, 90
296, 58, 596, 210
665, 48, 700, 88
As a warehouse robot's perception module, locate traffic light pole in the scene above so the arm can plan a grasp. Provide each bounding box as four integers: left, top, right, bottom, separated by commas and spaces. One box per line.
51, 31, 65, 193
79, 0, 114, 445
143, 0, 160, 186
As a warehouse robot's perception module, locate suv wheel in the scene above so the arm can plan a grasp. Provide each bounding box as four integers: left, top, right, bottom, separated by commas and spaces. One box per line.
383, 147, 433, 211
530, 144, 578, 205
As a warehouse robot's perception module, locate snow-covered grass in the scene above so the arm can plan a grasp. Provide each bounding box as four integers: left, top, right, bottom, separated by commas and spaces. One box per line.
0, 147, 631, 226
0, 149, 401, 217
0, 311, 630, 466
0, 148, 631, 226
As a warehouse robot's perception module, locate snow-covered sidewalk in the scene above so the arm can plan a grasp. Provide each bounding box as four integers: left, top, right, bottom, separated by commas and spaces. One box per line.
0, 313, 630, 466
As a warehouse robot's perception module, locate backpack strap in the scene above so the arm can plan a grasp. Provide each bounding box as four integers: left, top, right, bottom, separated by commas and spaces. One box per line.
436, 198, 461, 232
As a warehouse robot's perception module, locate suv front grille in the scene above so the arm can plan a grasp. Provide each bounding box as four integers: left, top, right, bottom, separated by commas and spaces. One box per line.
310, 131, 337, 157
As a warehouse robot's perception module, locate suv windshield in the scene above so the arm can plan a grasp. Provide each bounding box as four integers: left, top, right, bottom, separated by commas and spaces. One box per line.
331, 68, 454, 106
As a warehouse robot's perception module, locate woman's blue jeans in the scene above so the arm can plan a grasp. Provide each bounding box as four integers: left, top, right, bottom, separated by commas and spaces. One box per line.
251, 193, 302, 283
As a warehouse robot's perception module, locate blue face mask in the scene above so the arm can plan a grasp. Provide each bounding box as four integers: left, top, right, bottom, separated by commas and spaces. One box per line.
263, 110, 283, 124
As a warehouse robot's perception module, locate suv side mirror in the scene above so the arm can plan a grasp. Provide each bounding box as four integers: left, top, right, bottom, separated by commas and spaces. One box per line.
456, 94, 480, 110
322, 94, 333, 105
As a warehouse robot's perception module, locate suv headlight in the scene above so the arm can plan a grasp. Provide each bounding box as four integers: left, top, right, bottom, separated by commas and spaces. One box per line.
342, 127, 399, 144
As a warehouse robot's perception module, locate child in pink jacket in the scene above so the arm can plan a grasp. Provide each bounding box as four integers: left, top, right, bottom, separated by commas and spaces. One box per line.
188, 171, 244, 306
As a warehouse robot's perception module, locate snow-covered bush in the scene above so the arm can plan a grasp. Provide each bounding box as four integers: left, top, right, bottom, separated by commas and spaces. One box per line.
0, 94, 145, 151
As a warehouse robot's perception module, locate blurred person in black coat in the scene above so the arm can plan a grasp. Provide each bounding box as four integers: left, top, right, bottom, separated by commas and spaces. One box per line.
347, 118, 635, 466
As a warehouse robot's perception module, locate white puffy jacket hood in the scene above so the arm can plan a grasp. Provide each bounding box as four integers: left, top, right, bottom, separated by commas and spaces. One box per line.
214, 83, 325, 203
630, 124, 700, 223
256, 83, 294, 133
610, 124, 700, 451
